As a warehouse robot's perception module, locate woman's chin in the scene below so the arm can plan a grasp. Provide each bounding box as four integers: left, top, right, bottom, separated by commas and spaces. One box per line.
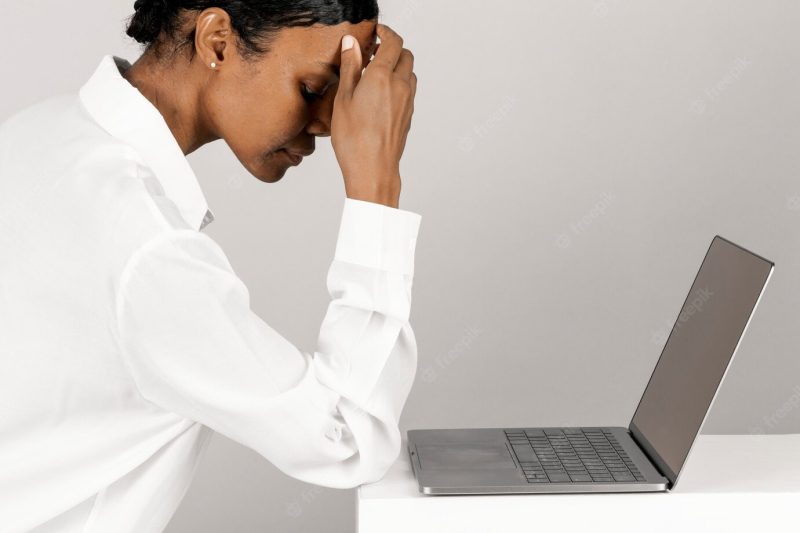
240, 150, 292, 183
251, 161, 289, 183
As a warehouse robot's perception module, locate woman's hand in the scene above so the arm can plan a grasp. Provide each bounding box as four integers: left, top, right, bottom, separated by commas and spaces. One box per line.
331, 23, 417, 209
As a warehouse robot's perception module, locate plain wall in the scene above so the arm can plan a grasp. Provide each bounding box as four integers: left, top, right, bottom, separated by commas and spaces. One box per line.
5, 1, 799, 531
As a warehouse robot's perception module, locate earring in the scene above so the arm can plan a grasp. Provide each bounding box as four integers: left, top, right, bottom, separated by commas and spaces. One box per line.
210, 62, 217, 69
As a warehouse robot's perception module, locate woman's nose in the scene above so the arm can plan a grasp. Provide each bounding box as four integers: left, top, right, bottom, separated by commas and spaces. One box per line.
307, 96, 333, 137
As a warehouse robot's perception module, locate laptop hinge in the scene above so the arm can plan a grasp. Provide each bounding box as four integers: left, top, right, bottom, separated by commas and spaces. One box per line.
627, 426, 672, 489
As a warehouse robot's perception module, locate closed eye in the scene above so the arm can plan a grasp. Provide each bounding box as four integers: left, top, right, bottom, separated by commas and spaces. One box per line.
301, 84, 325, 103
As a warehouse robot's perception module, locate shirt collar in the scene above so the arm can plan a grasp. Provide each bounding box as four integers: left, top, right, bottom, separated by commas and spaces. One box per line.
78, 55, 215, 231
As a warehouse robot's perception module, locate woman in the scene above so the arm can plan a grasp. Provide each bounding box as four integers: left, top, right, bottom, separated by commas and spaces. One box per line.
0, 1, 420, 531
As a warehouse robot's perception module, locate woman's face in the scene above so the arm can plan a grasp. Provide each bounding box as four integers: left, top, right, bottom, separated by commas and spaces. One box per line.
198, 12, 378, 183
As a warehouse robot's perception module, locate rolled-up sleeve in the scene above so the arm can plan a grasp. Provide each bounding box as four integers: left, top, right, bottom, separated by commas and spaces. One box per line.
114, 197, 422, 488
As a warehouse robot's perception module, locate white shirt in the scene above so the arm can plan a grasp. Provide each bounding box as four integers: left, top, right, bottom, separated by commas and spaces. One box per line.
0, 55, 422, 532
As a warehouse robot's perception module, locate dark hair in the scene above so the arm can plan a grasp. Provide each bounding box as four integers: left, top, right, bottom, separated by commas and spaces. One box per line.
126, 0, 379, 59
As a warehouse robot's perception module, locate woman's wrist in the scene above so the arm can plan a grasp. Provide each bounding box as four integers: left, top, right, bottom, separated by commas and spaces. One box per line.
345, 179, 401, 209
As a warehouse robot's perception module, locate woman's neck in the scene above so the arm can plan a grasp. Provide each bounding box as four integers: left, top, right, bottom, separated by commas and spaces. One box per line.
120, 52, 218, 155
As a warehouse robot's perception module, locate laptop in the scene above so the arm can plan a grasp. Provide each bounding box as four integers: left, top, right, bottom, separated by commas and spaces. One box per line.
407, 236, 774, 494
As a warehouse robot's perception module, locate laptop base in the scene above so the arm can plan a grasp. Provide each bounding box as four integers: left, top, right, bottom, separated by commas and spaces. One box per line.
407, 427, 670, 495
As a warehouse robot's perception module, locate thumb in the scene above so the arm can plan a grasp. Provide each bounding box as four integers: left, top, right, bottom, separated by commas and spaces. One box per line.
337, 35, 362, 101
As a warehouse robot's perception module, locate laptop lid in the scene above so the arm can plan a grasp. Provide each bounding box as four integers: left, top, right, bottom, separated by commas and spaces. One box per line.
628, 236, 774, 488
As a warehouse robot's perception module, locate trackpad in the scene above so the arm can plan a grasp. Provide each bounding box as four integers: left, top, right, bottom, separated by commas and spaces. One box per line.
417, 443, 517, 470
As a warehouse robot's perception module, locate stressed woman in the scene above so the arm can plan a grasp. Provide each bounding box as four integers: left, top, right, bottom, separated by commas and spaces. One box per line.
0, 1, 420, 532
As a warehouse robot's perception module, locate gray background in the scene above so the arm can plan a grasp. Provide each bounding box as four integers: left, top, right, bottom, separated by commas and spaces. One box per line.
5, 1, 799, 531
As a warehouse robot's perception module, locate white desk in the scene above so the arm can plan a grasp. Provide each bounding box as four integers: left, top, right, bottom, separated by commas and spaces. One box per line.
357, 434, 800, 533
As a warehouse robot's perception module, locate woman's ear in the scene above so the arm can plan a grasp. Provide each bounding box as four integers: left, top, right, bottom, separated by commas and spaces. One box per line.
194, 7, 232, 69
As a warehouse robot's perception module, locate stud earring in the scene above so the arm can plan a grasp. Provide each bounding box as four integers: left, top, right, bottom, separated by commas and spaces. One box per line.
210, 62, 217, 69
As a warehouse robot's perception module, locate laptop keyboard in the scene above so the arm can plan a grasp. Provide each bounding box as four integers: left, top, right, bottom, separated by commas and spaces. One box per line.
504, 428, 646, 483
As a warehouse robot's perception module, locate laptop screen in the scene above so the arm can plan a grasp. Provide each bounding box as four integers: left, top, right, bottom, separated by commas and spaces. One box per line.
629, 236, 773, 486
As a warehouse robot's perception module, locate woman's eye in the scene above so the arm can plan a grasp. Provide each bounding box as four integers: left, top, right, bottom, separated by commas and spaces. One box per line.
301, 84, 325, 102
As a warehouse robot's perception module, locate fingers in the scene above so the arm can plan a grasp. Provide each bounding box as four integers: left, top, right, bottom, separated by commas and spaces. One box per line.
372, 23, 404, 71
373, 25, 414, 86
394, 49, 414, 81
337, 34, 363, 101
409, 72, 417, 129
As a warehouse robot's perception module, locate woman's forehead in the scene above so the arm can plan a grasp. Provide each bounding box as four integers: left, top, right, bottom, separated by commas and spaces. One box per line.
275, 21, 377, 59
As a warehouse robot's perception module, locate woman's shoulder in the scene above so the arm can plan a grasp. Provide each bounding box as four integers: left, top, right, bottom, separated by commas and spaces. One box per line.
1, 92, 172, 240
1, 92, 144, 171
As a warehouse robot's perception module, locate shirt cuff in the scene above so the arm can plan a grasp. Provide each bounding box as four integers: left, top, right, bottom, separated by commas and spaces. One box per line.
334, 198, 422, 276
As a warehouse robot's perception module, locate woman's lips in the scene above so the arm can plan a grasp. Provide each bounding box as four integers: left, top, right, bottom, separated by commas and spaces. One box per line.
281, 149, 302, 166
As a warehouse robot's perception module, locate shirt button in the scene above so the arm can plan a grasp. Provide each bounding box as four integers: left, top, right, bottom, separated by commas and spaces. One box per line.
325, 424, 343, 441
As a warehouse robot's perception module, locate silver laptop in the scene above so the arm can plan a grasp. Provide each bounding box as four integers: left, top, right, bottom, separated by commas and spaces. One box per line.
408, 236, 774, 494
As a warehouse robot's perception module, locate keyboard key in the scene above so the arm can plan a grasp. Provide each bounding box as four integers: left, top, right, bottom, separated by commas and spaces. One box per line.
510, 427, 651, 485
512, 444, 537, 463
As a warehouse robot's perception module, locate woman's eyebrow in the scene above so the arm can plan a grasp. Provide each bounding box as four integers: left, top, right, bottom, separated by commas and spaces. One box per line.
315, 61, 340, 79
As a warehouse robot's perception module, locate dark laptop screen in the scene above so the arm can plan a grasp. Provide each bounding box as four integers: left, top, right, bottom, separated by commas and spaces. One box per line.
629, 236, 773, 484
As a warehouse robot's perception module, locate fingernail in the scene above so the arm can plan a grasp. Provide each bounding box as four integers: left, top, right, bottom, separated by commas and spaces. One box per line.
342, 35, 355, 51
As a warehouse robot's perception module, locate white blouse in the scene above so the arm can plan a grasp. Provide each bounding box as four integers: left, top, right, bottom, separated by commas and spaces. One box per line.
0, 54, 422, 532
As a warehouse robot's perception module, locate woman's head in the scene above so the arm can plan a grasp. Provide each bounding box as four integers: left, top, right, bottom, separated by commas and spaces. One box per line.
124, 1, 380, 182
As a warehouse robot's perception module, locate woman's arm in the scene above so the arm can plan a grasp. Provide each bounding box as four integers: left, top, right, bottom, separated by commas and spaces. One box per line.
114, 196, 421, 488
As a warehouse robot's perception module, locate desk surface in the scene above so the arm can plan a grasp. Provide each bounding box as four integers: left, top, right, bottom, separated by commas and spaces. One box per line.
357, 434, 800, 533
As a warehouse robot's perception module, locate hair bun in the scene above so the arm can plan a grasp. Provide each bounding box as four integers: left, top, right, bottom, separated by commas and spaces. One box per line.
133, 0, 168, 12
127, 0, 172, 45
